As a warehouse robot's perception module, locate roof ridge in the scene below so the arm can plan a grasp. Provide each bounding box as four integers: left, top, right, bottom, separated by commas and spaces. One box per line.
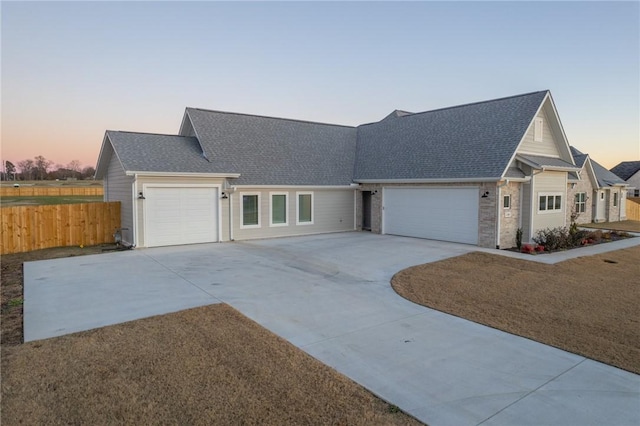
107, 130, 194, 138
357, 90, 549, 128
186, 107, 356, 129
400, 90, 549, 119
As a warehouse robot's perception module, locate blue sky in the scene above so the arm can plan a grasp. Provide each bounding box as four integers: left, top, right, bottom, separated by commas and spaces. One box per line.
2, 1, 638, 169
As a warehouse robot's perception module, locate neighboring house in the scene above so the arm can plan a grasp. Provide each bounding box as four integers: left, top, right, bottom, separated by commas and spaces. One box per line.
611, 161, 640, 197
97, 90, 610, 249
568, 147, 628, 224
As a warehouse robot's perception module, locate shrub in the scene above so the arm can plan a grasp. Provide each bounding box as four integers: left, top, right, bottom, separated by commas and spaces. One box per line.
516, 228, 523, 250
533, 227, 572, 251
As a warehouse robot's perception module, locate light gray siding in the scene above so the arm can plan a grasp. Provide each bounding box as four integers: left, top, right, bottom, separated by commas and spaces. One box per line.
531, 171, 566, 236
518, 109, 561, 157
104, 146, 134, 244
231, 188, 355, 241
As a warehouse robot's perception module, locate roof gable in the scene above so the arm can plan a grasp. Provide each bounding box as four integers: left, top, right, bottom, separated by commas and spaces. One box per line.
102, 131, 218, 174
514, 92, 574, 164
354, 91, 548, 181
571, 146, 627, 188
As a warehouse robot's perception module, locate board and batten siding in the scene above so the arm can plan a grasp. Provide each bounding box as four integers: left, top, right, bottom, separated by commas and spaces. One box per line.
104, 149, 134, 244
134, 176, 226, 247
531, 171, 567, 234
231, 188, 355, 241
518, 109, 561, 157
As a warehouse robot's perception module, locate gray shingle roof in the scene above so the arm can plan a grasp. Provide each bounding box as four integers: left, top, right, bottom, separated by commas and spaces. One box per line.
610, 161, 640, 181
518, 154, 577, 170
186, 108, 357, 185
569, 146, 588, 168
354, 91, 549, 181
107, 131, 215, 174
570, 146, 627, 188
591, 159, 627, 187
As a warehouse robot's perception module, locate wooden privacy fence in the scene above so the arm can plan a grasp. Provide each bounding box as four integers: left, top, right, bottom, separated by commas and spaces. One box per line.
1, 202, 120, 255
627, 197, 640, 221
0, 186, 103, 197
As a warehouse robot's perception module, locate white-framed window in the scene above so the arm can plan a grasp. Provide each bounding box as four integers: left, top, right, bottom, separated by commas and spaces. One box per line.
574, 192, 586, 213
503, 195, 511, 209
269, 192, 288, 227
240, 192, 261, 229
534, 117, 544, 142
296, 191, 314, 225
613, 192, 618, 207
600, 192, 605, 200
538, 192, 562, 213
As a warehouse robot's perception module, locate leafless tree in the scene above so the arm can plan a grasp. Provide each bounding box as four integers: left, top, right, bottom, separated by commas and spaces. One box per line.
17, 159, 35, 180
34, 155, 53, 180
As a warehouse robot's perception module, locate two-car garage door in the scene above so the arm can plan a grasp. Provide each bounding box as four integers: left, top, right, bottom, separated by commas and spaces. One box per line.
383, 187, 479, 245
145, 187, 218, 247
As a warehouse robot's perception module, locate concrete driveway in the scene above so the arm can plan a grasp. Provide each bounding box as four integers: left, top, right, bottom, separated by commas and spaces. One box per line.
24, 233, 640, 426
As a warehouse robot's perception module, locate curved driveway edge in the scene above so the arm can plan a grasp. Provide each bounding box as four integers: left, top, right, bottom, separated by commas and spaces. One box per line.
24, 232, 640, 426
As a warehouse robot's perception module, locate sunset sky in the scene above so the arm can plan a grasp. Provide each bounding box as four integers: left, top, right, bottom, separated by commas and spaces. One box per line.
2, 1, 638, 171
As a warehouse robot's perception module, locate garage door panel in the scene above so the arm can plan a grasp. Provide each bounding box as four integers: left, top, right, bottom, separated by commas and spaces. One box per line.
145, 187, 218, 247
384, 187, 478, 245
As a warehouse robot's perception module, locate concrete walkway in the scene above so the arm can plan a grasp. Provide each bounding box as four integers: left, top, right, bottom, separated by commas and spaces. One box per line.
24, 233, 640, 426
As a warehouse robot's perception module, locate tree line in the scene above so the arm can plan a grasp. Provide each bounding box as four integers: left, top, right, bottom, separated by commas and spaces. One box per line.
2, 156, 96, 181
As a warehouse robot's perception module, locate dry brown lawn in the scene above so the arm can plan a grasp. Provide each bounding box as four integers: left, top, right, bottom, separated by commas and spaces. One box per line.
1, 247, 420, 425
392, 246, 640, 374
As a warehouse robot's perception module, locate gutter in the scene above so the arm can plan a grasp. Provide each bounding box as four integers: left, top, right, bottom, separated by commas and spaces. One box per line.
125, 171, 241, 178
354, 177, 502, 184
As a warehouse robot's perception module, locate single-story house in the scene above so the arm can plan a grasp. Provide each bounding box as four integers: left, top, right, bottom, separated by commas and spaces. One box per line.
96, 90, 617, 249
611, 161, 640, 197
568, 147, 628, 224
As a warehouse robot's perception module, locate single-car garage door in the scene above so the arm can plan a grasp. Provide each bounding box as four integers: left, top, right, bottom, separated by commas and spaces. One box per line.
145, 186, 218, 247
383, 187, 479, 245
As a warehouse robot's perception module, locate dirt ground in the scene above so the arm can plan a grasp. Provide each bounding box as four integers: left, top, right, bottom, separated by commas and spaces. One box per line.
1, 246, 420, 425
392, 246, 640, 374
1, 245, 107, 346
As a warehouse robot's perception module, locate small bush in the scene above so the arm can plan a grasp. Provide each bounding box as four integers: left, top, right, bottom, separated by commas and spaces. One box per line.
533, 227, 572, 251
516, 228, 523, 250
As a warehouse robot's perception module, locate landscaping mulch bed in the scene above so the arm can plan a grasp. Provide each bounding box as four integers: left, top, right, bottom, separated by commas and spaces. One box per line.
1, 246, 420, 425
392, 246, 640, 374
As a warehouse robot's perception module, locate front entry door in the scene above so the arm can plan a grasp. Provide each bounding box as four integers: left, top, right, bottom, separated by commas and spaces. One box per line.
362, 191, 372, 231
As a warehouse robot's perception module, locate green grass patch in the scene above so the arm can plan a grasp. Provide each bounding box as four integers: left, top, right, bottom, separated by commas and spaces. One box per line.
0, 196, 104, 206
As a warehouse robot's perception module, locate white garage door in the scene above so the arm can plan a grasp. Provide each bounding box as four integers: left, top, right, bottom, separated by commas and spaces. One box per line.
384, 187, 479, 245
145, 187, 218, 247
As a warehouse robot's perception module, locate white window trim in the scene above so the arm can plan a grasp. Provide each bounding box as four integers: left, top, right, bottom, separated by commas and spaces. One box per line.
503, 195, 511, 209
538, 192, 563, 214
240, 192, 261, 229
574, 192, 586, 213
269, 192, 289, 227
534, 117, 544, 142
296, 191, 314, 225
613, 192, 618, 207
